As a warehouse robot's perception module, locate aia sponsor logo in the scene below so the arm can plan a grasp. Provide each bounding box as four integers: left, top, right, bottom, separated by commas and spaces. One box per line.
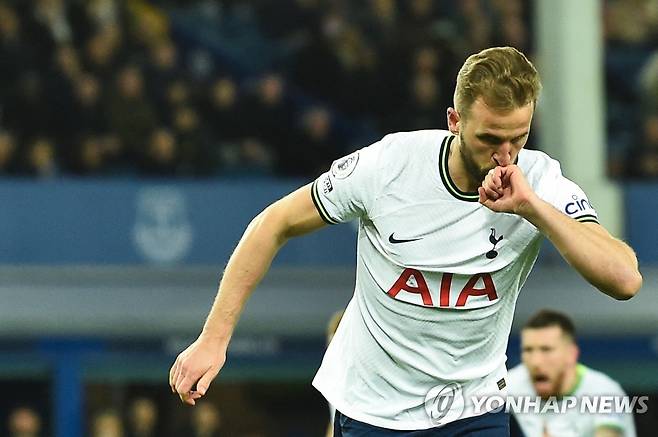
387, 268, 498, 308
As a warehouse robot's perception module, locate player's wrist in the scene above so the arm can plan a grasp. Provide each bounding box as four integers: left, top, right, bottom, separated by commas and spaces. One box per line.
514, 192, 543, 220
199, 327, 231, 349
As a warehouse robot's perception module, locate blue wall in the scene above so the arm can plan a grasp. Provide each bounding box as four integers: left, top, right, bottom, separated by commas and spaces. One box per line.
0, 179, 357, 265
625, 183, 658, 264
0, 179, 655, 265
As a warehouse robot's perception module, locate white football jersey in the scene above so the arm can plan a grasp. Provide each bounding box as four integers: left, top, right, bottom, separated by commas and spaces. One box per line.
311, 130, 599, 430
507, 363, 637, 437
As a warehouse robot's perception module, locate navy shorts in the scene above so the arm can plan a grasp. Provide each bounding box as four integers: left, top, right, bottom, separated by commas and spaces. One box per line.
333, 409, 510, 436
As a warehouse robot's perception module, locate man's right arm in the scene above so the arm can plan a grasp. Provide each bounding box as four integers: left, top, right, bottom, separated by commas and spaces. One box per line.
169, 183, 327, 405
594, 427, 624, 437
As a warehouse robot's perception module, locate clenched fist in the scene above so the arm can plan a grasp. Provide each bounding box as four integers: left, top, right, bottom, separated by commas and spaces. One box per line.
478, 165, 538, 217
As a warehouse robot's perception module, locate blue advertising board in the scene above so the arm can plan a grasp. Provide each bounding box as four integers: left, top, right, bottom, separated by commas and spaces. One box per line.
0, 179, 357, 265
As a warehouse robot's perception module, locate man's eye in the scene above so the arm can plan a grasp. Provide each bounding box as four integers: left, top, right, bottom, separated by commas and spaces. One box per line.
482, 137, 501, 145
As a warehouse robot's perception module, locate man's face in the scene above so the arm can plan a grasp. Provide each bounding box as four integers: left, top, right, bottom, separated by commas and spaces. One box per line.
452, 98, 534, 184
521, 326, 578, 398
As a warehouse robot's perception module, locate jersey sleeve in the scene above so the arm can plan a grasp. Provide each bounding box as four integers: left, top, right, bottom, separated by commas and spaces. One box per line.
592, 413, 629, 436
536, 159, 599, 224
310, 136, 386, 224
591, 381, 636, 437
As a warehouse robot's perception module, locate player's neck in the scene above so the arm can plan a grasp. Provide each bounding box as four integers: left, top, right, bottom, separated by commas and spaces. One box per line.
448, 135, 480, 192
558, 364, 581, 396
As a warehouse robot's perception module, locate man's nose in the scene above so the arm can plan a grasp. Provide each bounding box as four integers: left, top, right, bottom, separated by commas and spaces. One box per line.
494, 143, 512, 166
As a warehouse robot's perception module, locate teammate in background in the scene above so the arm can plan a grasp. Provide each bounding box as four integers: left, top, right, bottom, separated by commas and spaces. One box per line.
325, 310, 344, 437
170, 46, 642, 435
508, 310, 636, 437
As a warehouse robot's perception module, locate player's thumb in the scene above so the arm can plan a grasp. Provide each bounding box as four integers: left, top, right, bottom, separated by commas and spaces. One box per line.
196, 369, 217, 396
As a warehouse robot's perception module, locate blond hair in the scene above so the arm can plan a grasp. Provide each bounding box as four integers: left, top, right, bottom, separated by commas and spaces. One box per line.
454, 46, 541, 117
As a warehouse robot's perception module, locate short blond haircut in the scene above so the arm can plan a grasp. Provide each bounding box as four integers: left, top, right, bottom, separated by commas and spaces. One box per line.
454, 46, 542, 117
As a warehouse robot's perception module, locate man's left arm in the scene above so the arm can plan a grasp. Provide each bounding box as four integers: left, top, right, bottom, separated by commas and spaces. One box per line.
479, 165, 642, 300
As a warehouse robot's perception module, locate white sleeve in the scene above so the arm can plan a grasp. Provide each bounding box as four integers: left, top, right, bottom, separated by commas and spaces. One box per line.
591, 383, 637, 437
592, 412, 631, 436
310, 136, 387, 224
537, 160, 599, 224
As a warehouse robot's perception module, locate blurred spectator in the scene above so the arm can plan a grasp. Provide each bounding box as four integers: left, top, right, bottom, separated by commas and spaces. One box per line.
0, 0, 540, 179
19, 0, 74, 67
126, 0, 170, 49
359, 0, 399, 49
91, 409, 124, 437
7, 405, 42, 437
399, 0, 439, 48
239, 138, 275, 175
332, 25, 381, 116
172, 106, 215, 175
605, 0, 658, 46
126, 397, 158, 437
190, 402, 222, 437
3, 71, 52, 138
48, 45, 83, 144
256, 0, 323, 43
640, 51, 658, 111
165, 79, 192, 108
83, 25, 124, 84
67, 135, 108, 176
291, 12, 345, 102
0, 3, 33, 101
0, 130, 18, 175
457, 0, 493, 54
72, 74, 107, 136
243, 73, 294, 168
146, 38, 181, 116
626, 113, 658, 178
204, 77, 245, 145
491, 0, 529, 52
21, 137, 58, 178
280, 107, 340, 178
395, 72, 443, 131
52, 43, 83, 82
71, 0, 125, 43
138, 127, 179, 176
107, 65, 157, 164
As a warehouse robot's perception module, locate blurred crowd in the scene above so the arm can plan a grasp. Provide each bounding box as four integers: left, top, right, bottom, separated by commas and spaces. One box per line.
1, 0, 655, 180
604, 0, 658, 178
0, 0, 532, 180
7, 398, 232, 437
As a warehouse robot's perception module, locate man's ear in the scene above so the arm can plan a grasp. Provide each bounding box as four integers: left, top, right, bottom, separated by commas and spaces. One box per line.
447, 107, 460, 135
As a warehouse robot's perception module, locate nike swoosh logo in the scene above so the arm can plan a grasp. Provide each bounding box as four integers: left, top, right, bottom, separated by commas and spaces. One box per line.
388, 233, 422, 244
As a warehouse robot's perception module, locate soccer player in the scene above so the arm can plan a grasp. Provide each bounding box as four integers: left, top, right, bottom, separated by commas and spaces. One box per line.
508, 309, 637, 437
169, 47, 642, 435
